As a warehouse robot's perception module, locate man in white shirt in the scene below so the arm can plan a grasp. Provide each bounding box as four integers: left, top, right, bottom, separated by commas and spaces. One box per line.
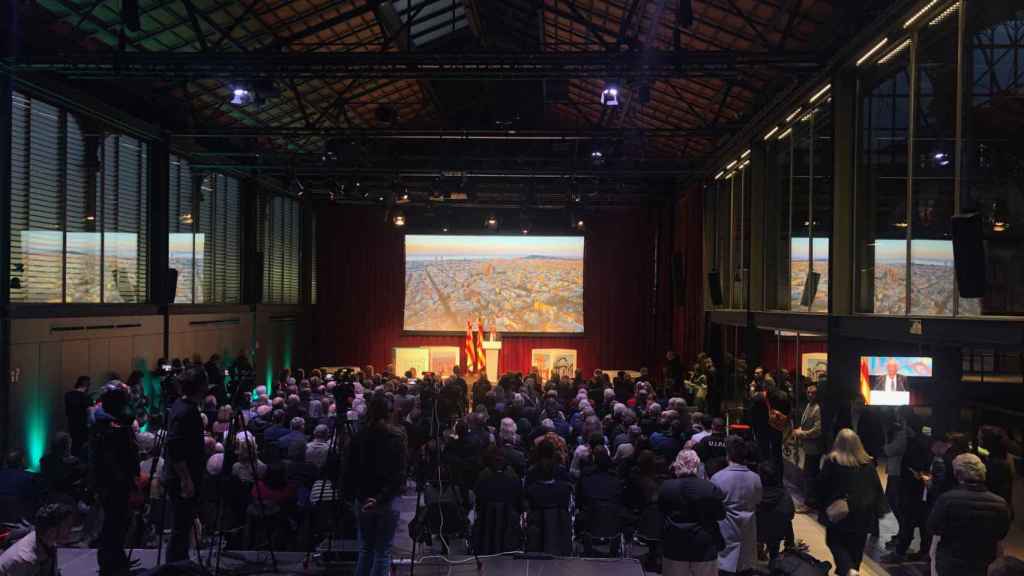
872, 359, 907, 392
0, 503, 75, 576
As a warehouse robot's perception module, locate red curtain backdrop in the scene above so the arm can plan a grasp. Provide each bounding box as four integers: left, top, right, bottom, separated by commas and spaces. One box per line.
674, 188, 705, 365
314, 205, 676, 375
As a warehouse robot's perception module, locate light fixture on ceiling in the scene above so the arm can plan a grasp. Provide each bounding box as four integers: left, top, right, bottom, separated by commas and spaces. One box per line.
856, 37, 889, 66
903, 0, 941, 28
991, 201, 1010, 232
809, 83, 831, 104
485, 213, 498, 229
763, 126, 780, 141
392, 209, 406, 227
600, 83, 620, 107
714, 171, 724, 180
591, 149, 605, 167
230, 85, 254, 106
571, 212, 585, 231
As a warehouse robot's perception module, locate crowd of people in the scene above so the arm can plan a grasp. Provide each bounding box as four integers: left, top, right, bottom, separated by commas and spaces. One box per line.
0, 351, 1019, 576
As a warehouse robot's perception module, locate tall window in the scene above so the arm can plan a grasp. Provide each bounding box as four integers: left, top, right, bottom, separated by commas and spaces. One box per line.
168, 155, 242, 304
262, 193, 302, 304
857, 40, 912, 315
10, 92, 148, 303
961, 1, 1024, 315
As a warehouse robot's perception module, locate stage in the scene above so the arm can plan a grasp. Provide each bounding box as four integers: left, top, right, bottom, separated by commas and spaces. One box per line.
55, 548, 646, 576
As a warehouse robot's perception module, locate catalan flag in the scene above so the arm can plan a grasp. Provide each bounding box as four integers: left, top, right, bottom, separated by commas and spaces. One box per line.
475, 318, 487, 376
465, 320, 477, 373
859, 357, 872, 404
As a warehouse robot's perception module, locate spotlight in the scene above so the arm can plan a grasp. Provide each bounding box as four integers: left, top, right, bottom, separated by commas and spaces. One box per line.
600, 83, 620, 107
230, 85, 254, 106
571, 212, 585, 231
392, 209, 406, 227
441, 224, 450, 233
520, 212, 532, 235
591, 150, 605, 166
991, 201, 1010, 232
485, 213, 498, 229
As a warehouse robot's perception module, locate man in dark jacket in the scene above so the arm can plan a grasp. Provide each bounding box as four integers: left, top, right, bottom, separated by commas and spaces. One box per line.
65, 376, 92, 457
695, 418, 728, 478
90, 384, 139, 576
164, 368, 208, 563
927, 453, 1011, 576
345, 392, 407, 576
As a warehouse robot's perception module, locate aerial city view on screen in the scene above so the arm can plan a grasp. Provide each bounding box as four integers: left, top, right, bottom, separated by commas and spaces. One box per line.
404, 235, 584, 333
871, 239, 980, 315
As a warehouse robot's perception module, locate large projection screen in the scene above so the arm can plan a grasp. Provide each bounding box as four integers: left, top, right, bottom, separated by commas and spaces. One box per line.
404, 234, 584, 333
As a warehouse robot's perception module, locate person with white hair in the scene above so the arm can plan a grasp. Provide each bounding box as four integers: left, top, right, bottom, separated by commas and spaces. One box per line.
306, 424, 332, 469
658, 449, 726, 576
927, 452, 1011, 576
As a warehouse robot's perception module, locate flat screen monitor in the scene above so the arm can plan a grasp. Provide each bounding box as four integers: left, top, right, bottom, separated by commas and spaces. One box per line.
859, 356, 933, 406
403, 234, 584, 333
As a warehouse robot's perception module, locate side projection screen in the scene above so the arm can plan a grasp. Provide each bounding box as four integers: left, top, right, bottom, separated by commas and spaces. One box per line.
403, 234, 584, 333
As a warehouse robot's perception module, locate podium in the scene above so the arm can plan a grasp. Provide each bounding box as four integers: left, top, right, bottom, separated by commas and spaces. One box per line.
482, 340, 501, 383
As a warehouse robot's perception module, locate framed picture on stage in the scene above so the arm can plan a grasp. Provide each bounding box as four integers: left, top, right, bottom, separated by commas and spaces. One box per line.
801, 352, 828, 383
532, 348, 578, 382
425, 346, 460, 378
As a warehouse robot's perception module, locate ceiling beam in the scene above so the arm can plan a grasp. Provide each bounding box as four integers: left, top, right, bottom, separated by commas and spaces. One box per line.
14, 49, 822, 80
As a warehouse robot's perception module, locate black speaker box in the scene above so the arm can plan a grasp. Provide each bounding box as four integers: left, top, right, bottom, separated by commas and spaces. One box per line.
800, 271, 821, 308
708, 271, 723, 306
951, 213, 987, 298
166, 268, 179, 304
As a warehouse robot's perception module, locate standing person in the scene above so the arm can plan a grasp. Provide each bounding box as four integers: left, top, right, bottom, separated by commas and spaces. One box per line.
345, 393, 408, 576
883, 412, 932, 562
163, 368, 208, 563
659, 449, 726, 576
65, 376, 92, 457
881, 408, 909, 550
979, 426, 1015, 517
927, 453, 1012, 576
695, 418, 729, 478
792, 382, 822, 510
90, 384, 140, 576
816, 429, 885, 576
711, 436, 762, 576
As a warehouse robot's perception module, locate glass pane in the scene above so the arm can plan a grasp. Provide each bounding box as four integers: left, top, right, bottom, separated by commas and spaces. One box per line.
961, 1, 1024, 315
102, 136, 147, 304
792, 119, 812, 310
811, 104, 833, 313
65, 113, 99, 303
911, 13, 958, 316
765, 136, 792, 310
857, 42, 912, 314
169, 155, 195, 304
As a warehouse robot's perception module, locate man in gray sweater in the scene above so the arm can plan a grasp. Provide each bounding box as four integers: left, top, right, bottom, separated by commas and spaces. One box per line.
792, 382, 821, 509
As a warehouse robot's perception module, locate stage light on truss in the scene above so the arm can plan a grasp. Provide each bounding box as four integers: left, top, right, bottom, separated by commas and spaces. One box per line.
230, 85, 254, 106
600, 83, 620, 107
591, 149, 605, 166
485, 213, 499, 230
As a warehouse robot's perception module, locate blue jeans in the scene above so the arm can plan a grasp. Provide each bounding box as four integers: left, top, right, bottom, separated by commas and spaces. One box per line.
355, 499, 400, 576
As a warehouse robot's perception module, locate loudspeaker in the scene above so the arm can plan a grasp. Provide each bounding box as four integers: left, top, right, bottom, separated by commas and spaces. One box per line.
952, 213, 987, 298
544, 79, 570, 102
672, 251, 685, 307
800, 271, 821, 308
166, 268, 179, 304
708, 271, 723, 306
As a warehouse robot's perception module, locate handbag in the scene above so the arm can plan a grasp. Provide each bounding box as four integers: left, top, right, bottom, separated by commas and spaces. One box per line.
825, 498, 850, 524
766, 395, 789, 433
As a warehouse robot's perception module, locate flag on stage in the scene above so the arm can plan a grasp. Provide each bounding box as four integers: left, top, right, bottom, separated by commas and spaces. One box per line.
465, 320, 477, 373
859, 357, 871, 404
475, 318, 487, 376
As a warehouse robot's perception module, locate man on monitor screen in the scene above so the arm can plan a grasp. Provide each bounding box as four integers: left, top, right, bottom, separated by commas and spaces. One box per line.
872, 359, 908, 392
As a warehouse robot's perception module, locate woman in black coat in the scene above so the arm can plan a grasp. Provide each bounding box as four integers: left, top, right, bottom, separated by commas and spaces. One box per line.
756, 459, 794, 561
658, 449, 726, 576
817, 428, 886, 576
